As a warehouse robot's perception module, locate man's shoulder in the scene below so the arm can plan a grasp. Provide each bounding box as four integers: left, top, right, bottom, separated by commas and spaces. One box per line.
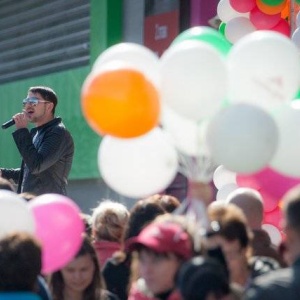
246, 267, 300, 299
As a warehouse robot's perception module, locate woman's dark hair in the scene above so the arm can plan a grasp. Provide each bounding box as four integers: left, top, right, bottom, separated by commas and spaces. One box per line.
49, 235, 104, 300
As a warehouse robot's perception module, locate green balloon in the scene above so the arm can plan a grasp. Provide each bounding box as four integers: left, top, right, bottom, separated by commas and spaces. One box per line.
296, 0, 300, 4
292, 89, 300, 100
172, 26, 232, 56
260, 0, 285, 6
219, 22, 226, 36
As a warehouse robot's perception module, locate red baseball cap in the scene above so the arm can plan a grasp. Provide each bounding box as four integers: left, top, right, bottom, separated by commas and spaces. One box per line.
126, 221, 193, 260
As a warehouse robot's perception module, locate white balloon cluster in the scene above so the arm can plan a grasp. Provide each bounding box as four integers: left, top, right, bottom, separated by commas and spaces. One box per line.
93, 26, 300, 199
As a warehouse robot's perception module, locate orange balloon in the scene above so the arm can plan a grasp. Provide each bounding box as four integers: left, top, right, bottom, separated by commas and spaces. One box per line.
257, 0, 287, 15
81, 69, 160, 138
281, 0, 290, 20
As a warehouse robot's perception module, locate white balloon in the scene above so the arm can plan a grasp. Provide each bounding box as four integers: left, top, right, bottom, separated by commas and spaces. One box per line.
225, 17, 256, 44
262, 224, 282, 246
98, 128, 178, 198
213, 165, 237, 189
216, 183, 239, 201
92, 43, 160, 88
228, 31, 300, 111
296, 10, 300, 28
0, 190, 35, 238
270, 102, 300, 177
161, 105, 208, 157
291, 27, 300, 50
160, 40, 227, 121
206, 103, 279, 174
217, 0, 249, 23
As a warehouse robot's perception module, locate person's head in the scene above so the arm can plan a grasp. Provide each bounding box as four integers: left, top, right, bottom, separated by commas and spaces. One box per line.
28, 86, 57, 115
146, 194, 181, 213
207, 203, 253, 285
127, 214, 195, 295
24, 86, 57, 126
226, 188, 264, 230
0, 177, 15, 192
91, 200, 129, 243
124, 197, 166, 241
176, 256, 231, 300
0, 232, 42, 292
282, 185, 300, 264
49, 235, 104, 300
80, 213, 92, 238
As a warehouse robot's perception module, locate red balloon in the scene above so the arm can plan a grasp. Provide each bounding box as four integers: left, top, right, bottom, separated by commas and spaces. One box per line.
230, 0, 256, 12
250, 6, 281, 29
270, 18, 291, 37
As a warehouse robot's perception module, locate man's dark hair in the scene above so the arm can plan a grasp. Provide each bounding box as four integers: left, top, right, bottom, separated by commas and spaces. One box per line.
0, 232, 42, 291
28, 86, 57, 114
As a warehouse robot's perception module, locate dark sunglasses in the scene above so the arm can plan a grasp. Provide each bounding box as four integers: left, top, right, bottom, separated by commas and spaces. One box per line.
22, 97, 50, 107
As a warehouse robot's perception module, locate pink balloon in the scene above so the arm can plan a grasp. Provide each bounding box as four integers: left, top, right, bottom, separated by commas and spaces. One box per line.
237, 167, 300, 212
230, 0, 256, 13
28, 194, 84, 274
270, 18, 291, 37
250, 6, 281, 29
263, 206, 283, 229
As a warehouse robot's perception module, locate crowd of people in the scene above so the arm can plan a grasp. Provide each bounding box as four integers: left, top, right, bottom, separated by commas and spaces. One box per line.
0, 86, 300, 299
1, 173, 300, 300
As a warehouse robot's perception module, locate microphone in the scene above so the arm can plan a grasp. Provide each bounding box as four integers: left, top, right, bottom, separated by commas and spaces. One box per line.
1, 119, 15, 129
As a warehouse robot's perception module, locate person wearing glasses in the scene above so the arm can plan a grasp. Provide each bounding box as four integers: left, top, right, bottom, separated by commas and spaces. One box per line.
0, 86, 74, 196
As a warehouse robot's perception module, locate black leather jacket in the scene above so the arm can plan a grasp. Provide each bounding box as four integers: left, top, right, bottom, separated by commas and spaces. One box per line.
1, 117, 74, 195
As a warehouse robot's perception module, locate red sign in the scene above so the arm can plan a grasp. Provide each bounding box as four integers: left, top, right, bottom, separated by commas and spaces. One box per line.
144, 10, 179, 57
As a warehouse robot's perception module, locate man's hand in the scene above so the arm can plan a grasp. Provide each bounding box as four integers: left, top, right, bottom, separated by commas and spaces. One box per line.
13, 112, 28, 129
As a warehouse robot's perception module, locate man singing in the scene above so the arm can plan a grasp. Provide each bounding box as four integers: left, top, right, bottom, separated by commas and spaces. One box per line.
0, 86, 74, 196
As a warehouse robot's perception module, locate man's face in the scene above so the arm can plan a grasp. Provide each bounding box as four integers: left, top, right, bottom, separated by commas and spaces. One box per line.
138, 248, 181, 295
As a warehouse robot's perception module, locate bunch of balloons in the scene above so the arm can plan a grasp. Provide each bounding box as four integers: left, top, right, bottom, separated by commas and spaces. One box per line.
81, 26, 300, 222
0, 191, 84, 274
217, 0, 291, 43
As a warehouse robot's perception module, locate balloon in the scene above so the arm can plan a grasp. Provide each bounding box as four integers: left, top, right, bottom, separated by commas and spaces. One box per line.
229, 0, 256, 12
261, 0, 285, 5
213, 165, 237, 189
296, 10, 300, 28
225, 17, 256, 44
160, 40, 227, 121
217, 0, 250, 22
161, 105, 204, 157
264, 206, 283, 228
216, 183, 239, 201
228, 31, 300, 111
257, 0, 287, 15
262, 224, 282, 246
172, 26, 231, 56
250, 7, 281, 29
270, 18, 290, 37
81, 63, 160, 138
206, 104, 278, 174
0, 191, 35, 238
92, 43, 160, 89
281, 0, 290, 19
237, 167, 300, 212
219, 22, 226, 36
28, 194, 84, 274
98, 128, 178, 198
270, 102, 300, 177
292, 27, 300, 50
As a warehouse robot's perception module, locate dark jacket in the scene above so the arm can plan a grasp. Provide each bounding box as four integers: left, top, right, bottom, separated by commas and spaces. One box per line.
1, 117, 74, 195
245, 257, 300, 299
